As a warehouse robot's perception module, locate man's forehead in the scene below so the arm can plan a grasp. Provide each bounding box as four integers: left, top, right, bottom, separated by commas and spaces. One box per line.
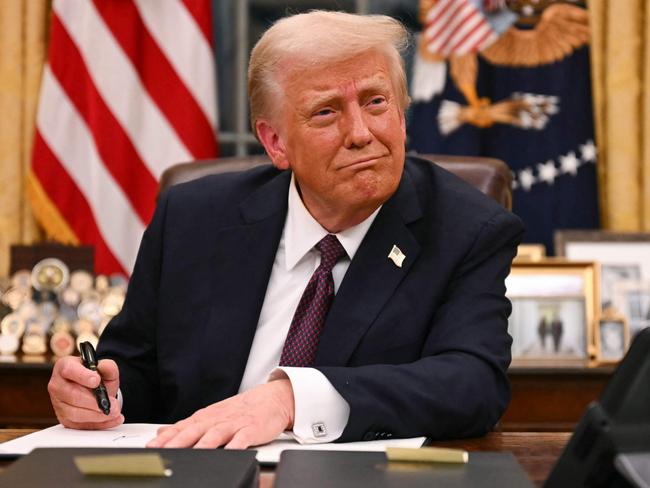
284, 63, 394, 107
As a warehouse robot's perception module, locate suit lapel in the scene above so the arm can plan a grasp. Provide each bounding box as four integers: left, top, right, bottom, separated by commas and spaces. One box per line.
315, 169, 423, 366
200, 171, 290, 404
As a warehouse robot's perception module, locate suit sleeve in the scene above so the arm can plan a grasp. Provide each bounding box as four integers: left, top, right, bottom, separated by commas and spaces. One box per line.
317, 210, 524, 442
96, 190, 170, 422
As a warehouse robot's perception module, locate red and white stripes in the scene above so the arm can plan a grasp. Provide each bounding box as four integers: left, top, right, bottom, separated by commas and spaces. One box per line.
30, 0, 218, 275
422, 0, 497, 57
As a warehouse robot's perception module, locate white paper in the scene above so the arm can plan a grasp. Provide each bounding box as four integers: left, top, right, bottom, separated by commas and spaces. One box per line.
0, 424, 164, 454
0, 424, 425, 464
255, 433, 426, 464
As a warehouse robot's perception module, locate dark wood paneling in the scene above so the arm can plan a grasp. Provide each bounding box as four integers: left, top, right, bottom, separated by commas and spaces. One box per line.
10, 244, 94, 274
501, 367, 612, 431
0, 356, 56, 428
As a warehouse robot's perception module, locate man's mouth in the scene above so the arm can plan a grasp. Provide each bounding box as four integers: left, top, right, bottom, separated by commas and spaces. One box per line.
341, 155, 386, 169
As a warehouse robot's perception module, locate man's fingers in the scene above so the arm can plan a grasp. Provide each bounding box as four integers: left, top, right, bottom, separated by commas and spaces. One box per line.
148, 420, 202, 448
156, 425, 174, 435
50, 380, 107, 412
155, 415, 196, 437
148, 382, 293, 449
159, 422, 212, 448
60, 414, 125, 431
96, 360, 120, 397
97, 359, 119, 381
55, 396, 121, 424
193, 424, 237, 449
224, 427, 254, 450
55, 357, 100, 388
147, 426, 180, 448
49, 355, 123, 430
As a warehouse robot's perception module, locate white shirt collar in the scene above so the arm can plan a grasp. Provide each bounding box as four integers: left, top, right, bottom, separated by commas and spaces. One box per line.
284, 173, 381, 271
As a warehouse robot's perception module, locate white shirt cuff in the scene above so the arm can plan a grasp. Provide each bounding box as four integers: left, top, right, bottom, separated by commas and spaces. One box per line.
269, 367, 350, 444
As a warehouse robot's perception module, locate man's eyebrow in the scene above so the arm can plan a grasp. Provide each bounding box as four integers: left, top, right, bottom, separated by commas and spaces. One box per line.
304, 92, 340, 110
358, 79, 392, 97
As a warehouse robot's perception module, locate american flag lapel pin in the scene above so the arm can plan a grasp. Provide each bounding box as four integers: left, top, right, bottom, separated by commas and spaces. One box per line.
387, 245, 406, 268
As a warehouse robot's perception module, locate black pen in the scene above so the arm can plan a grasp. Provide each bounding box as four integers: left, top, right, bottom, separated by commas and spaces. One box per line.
79, 341, 111, 415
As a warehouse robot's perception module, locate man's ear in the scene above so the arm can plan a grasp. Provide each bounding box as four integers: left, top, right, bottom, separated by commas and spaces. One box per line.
256, 119, 290, 170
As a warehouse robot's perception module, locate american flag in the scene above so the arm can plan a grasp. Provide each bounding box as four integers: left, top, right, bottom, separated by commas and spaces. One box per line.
422, 0, 499, 57
482, 0, 507, 12
28, 0, 218, 276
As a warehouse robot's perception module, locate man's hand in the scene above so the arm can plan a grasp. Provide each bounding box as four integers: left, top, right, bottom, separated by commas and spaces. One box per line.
48, 356, 123, 429
147, 379, 295, 449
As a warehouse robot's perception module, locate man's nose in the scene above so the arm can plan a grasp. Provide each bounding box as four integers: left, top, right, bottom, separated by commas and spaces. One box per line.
342, 105, 373, 149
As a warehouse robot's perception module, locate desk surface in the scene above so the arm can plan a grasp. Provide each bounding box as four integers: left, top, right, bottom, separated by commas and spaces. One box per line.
0, 430, 570, 487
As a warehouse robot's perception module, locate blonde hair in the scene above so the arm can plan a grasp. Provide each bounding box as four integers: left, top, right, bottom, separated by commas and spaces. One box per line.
248, 10, 410, 135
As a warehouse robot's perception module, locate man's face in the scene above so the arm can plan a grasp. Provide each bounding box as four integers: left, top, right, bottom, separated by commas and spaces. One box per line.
258, 50, 406, 230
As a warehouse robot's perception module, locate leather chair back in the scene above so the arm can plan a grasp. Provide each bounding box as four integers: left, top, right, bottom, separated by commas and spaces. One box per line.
159, 154, 512, 209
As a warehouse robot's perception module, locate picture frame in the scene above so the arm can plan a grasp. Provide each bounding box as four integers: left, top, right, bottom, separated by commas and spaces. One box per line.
514, 244, 546, 263
612, 280, 650, 339
505, 261, 599, 367
554, 230, 650, 338
594, 309, 630, 364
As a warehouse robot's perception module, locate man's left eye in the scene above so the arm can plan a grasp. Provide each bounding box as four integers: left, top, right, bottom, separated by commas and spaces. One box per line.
368, 97, 386, 106
314, 108, 334, 117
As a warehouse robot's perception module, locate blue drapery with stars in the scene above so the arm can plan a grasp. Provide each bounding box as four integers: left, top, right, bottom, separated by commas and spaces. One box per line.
408, 46, 600, 255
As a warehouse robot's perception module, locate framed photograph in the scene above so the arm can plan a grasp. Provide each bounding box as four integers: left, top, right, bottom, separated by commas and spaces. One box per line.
505, 261, 599, 366
554, 230, 650, 337
514, 244, 546, 263
595, 311, 630, 363
612, 280, 650, 339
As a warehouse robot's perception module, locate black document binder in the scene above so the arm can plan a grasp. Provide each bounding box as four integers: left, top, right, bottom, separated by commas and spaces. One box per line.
0, 447, 258, 488
274, 450, 534, 488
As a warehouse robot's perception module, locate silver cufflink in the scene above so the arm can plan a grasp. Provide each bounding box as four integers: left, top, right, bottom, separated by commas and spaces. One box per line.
312, 422, 327, 438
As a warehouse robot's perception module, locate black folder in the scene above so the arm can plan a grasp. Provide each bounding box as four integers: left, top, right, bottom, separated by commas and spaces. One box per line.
274, 450, 534, 488
0, 447, 258, 487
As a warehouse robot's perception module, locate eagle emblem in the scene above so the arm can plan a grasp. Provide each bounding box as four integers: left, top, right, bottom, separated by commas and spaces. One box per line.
413, 0, 590, 133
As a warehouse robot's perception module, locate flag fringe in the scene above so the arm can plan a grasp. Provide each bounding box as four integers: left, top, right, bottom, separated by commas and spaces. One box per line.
26, 170, 80, 245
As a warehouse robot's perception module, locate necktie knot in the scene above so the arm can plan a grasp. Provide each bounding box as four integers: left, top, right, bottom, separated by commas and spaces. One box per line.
315, 234, 346, 271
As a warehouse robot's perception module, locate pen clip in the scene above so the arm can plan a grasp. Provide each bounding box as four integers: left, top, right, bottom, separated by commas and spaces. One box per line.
80, 341, 97, 370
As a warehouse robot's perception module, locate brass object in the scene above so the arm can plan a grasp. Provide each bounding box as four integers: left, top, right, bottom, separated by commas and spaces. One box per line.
31, 258, 70, 292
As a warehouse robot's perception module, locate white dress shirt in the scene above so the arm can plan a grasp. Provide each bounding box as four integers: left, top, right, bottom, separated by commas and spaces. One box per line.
238, 174, 380, 443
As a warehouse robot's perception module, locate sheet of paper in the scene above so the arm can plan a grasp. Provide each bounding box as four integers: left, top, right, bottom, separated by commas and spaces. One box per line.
255, 433, 426, 464
0, 424, 425, 464
0, 424, 164, 455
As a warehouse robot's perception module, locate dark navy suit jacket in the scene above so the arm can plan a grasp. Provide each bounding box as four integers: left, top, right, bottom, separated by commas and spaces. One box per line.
98, 156, 524, 442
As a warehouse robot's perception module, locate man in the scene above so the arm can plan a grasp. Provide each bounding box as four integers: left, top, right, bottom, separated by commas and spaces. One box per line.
48, 11, 524, 449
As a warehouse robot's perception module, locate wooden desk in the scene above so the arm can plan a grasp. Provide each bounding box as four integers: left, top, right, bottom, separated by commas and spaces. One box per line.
0, 430, 570, 487
431, 432, 570, 486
